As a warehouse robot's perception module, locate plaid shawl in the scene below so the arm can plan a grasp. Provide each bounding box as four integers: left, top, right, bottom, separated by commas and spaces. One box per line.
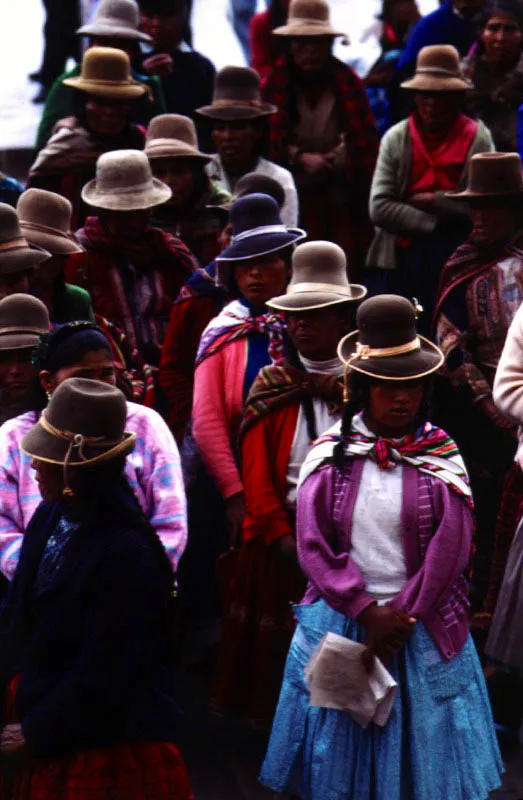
240, 360, 344, 439
261, 55, 379, 191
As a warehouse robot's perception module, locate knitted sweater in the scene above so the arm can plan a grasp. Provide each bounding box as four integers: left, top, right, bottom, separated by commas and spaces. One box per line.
494, 302, 523, 469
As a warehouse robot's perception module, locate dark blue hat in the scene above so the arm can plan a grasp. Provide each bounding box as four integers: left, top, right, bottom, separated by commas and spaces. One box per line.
216, 193, 306, 265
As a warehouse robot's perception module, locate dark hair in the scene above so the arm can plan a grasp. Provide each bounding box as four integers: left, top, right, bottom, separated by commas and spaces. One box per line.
333, 372, 433, 471
227, 244, 294, 298
36, 322, 112, 375
138, 0, 193, 45
481, 0, 523, 29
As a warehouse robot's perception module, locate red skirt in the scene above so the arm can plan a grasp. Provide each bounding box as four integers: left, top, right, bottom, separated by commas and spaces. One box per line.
1, 678, 193, 800
212, 536, 306, 728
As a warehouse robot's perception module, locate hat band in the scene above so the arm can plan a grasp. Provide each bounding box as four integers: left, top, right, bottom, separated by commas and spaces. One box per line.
286, 16, 332, 27
416, 66, 461, 79
288, 282, 354, 297
212, 98, 265, 109
77, 77, 134, 87
0, 237, 29, 252
356, 338, 421, 360
232, 224, 289, 242
0, 326, 45, 337
96, 179, 154, 196
20, 220, 75, 242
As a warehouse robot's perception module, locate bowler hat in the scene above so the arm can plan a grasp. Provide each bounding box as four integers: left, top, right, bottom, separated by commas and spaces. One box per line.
197, 67, 277, 121
21, 378, 136, 467
268, 241, 366, 311
273, 0, 347, 38
145, 114, 212, 162
401, 45, 472, 92
0, 294, 50, 351
338, 295, 444, 380
82, 150, 172, 210
17, 189, 83, 256
77, 0, 152, 42
0, 204, 51, 276
63, 47, 146, 100
207, 173, 287, 224
447, 152, 523, 200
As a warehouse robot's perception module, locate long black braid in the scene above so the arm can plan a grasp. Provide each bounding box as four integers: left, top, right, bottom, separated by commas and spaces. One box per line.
285, 340, 319, 443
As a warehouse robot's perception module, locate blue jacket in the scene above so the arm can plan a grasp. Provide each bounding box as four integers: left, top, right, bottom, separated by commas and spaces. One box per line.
398, 0, 478, 72
0, 502, 179, 758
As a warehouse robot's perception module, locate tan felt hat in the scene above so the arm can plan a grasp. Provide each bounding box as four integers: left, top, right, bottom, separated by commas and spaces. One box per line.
0, 203, 51, 276
273, 0, 347, 38
77, 0, 152, 42
401, 45, 472, 92
0, 293, 51, 351
145, 114, 212, 162
82, 149, 172, 211
447, 152, 523, 200
18, 189, 83, 257
63, 47, 147, 100
197, 66, 277, 121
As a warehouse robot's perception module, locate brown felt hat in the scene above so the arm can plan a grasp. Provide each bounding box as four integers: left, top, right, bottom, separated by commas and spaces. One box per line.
77, 0, 152, 42
145, 114, 212, 162
0, 293, 50, 351
267, 241, 366, 311
21, 377, 136, 467
401, 45, 472, 92
447, 152, 523, 200
0, 204, 51, 276
196, 66, 277, 121
63, 47, 146, 100
17, 189, 83, 256
273, 0, 347, 38
338, 295, 444, 381
82, 149, 172, 210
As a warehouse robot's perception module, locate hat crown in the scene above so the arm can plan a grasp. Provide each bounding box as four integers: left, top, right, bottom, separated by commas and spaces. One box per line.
289, 241, 350, 289
78, 46, 132, 84
467, 152, 523, 194
94, 149, 155, 196
88, 0, 140, 33
0, 203, 25, 246
357, 295, 417, 349
235, 173, 286, 208
145, 114, 198, 149
229, 193, 283, 237
415, 44, 461, 76
287, 0, 330, 24
213, 66, 262, 104
46, 378, 128, 441
17, 189, 73, 236
0, 293, 50, 336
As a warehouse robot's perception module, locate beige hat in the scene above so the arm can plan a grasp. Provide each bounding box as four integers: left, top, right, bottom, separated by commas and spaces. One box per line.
63, 47, 146, 100
17, 189, 83, 257
197, 66, 277, 121
144, 114, 212, 163
82, 149, 172, 210
0, 294, 50, 351
0, 204, 51, 276
273, 0, 347, 38
77, 0, 152, 42
447, 152, 523, 200
267, 241, 367, 312
401, 45, 472, 92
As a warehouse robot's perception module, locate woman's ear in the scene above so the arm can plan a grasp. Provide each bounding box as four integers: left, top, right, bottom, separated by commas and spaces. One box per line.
39, 370, 53, 396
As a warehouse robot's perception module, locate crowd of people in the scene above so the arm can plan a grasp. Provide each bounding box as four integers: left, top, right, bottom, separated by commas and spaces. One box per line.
2, 0, 523, 797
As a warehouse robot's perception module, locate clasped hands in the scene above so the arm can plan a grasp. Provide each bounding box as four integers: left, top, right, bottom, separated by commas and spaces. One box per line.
358, 603, 416, 674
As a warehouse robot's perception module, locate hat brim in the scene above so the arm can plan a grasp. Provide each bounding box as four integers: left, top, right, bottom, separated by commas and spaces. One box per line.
62, 77, 146, 100
273, 24, 345, 37
81, 177, 172, 210
145, 143, 213, 163
77, 22, 152, 42
445, 187, 523, 201
0, 335, 42, 351
400, 76, 472, 92
338, 330, 444, 380
0, 246, 51, 276
196, 103, 277, 121
21, 424, 136, 466
217, 229, 306, 262
267, 285, 367, 311
20, 224, 83, 256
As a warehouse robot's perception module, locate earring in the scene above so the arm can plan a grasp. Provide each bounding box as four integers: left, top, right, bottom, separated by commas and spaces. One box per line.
46, 391, 52, 401
62, 487, 74, 498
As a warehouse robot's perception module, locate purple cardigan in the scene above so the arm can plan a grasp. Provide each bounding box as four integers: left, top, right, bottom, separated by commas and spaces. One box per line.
297, 459, 473, 660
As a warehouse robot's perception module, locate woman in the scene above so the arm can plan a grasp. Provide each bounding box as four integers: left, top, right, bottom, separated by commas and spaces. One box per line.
463, 0, 523, 152
0, 205, 50, 301
262, 0, 380, 274
192, 193, 305, 546
434, 152, 523, 605
145, 114, 231, 266
0, 295, 50, 427
0, 321, 187, 581
28, 47, 147, 229
66, 149, 198, 367
260, 294, 502, 800
367, 44, 494, 331
249, 0, 290, 80
17, 189, 94, 324
0, 378, 192, 799
197, 66, 299, 228
212, 241, 366, 727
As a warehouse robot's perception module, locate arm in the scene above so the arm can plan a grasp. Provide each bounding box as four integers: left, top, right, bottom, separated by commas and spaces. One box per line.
297, 467, 375, 619
250, 13, 273, 81
0, 430, 34, 581
494, 303, 523, 422
279, 170, 300, 228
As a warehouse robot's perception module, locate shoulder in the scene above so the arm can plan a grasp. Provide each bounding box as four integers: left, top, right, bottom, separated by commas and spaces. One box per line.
181, 49, 215, 74
381, 119, 409, 149
125, 401, 174, 444
0, 411, 38, 443
251, 9, 270, 32
258, 158, 294, 184
63, 283, 90, 301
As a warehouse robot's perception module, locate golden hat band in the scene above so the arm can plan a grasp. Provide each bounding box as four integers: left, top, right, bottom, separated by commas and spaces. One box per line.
0, 237, 29, 252
342, 338, 421, 403
288, 281, 355, 298
212, 98, 265, 109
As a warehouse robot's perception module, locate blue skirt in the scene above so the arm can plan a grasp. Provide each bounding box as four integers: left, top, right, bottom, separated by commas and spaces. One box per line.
260, 600, 503, 800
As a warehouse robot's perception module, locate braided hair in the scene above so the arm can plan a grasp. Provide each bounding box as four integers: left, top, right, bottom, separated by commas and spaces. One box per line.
286, 340, 319, 442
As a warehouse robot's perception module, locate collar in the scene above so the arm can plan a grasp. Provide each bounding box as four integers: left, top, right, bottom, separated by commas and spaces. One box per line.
299, 353, 344, 377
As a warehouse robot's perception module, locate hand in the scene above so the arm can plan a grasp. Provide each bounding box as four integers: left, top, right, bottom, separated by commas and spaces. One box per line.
408, 192, 436, 211
0, 724, 26, 755
358, 604, 416, 671
276, 534, 298, 563
298, 152, 333, 175
225, 491, 245, 550
479, 397, 517, 434
142, 53, 174, 77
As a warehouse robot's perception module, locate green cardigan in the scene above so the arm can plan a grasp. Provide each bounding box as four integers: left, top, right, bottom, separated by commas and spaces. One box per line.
52, 284, 95, 324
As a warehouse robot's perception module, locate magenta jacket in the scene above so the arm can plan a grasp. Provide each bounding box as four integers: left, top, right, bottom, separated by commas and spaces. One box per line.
297, 459, 473, 660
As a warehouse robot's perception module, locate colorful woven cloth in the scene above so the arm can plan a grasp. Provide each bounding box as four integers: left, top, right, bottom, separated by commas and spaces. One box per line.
196, 299, 286, 367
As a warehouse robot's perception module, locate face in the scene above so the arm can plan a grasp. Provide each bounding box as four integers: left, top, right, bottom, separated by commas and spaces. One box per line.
287, 305, 355, 361
32, 459, 66, 504
388, 0, 420, 29
414, 92, 461, 132
482, 14, 523, 65
88, 36, 137, 59
102, 209, 152, 241
453, 0, 485, 20
212, 120, 260, 171
0, 271, 30, 300
289, 37, 333, 73
150, 158, 196, 208
470, 202, 516, 244
366, 380, 424, 437
85, 97, 130, 137
234, 253, 289, 308
140, 8, 186, 51
0, 348, 37, 404
41, 349, 116, 396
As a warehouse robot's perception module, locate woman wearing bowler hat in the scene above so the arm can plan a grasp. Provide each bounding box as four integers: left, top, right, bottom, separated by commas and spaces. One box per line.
212, 241, 366, 727
260, 294, 502, 799
0, 205, 51, 302
0, 378, 192, 799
